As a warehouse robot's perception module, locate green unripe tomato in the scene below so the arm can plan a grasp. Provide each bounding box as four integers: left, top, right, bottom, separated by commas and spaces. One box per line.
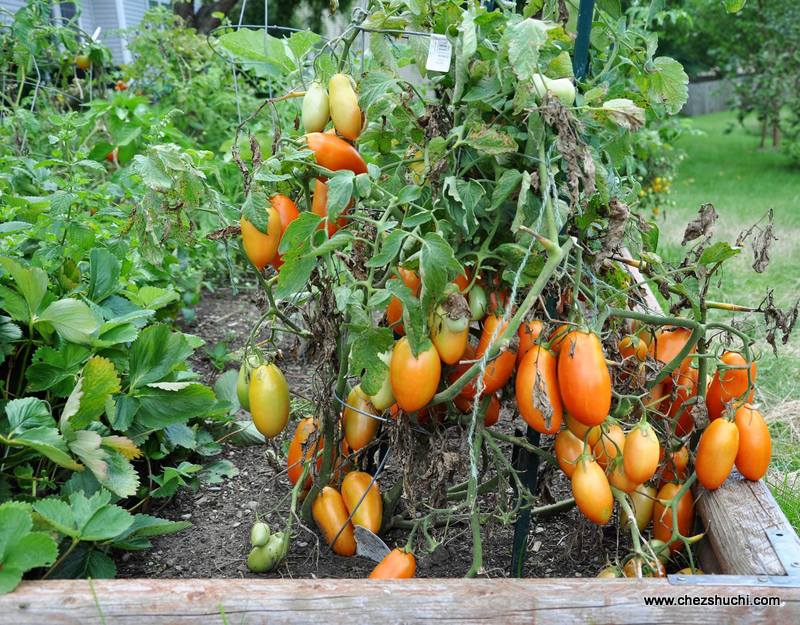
468, 285, 488, 321
247, 546, 277, 573
302, 81, 330, 133
367, 350, 395, 411
236, 355, 260, 412
250, 521, 270, 547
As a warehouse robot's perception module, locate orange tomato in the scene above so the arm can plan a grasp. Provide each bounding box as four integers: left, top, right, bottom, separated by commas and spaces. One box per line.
571, 456, 614, 525
707, 352, 756, 420
517, 320, 544, 365
269, 194, 300, 269
650, 327, 695, 372
343, 385, 380, 451
623, 422, 660, 484
652, 482, 694, 552
515, 345, 562, 434
667, 366, 698, 436
449, 343, 478, 399
623, 484, 657, 531
734, 404, 771, 481
695, 418, 739, 490
557, 331, 611, 426
660, 445, 689, 484
430, 307, 469, 365
287, 417, 320, 488
619, 335, 648, 362
453, 270, 472, 292
305, 132, 367, 174
241, 203, 282, 270
312, 486, 356, 556
554, 428, 584, 478
386, 268, 420, 336
389, 337, 441, 412
548, 323, 572, 352
566, 413, 602, 447
311, 179, 352, 236
607, 459, 638, 493
453, 394, 501, 426
623, 556, 666, 578
369, 548, 416, 579
475, 314, 516, 393
593, 423, 625, 469
341, 471, 382, 533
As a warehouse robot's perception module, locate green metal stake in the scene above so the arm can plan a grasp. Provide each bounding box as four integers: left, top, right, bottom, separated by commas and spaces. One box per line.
573, 0, 596, 80
510, 426, 542, 577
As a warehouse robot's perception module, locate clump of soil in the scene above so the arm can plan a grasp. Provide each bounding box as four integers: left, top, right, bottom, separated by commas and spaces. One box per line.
116, 290, 629, 579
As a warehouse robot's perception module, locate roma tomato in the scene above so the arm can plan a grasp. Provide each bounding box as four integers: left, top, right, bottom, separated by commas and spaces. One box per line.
249, 364, 290, 438
623, 421, 660, 484
343, 385, 380, 451
652, 482, 694, 552
734, 404, 771, 481
312, 486, 356, 556
453, 394, 501, 427
475, 314, 516, 393
236, 355, 259, 412
622, 484, 656, 531
268, 194, 300, 269
650, 327, 695, 372
593, 423, 625, 469
241, 201, 282, 270
468, 285, 488, 321
548, 323, 572, 352
517, 319, 544, 365
287, 417, 320, 488
449, 343, 478, 399
341, 471, 382, 533
596, 565, 623, 578
667, 366, 698, 436
390, 337, 441, 412
302, 81, 330, 133
618, 334, 648, 362
515, 345, 562, 434
660, 445, 689, 484
328, 74, 363, 141
695, 418, 739, 490
311, 179, 351, 236
571, 456, 614, 525
305, 132, 367, 174
369, 548, 416, 579
430, 293, 470, 365
566, 413, 601, 447
453, 270, 472, 292
386, 267, 421, 336
623, 556, 666, 578
557, 331, 611, 426
707, 352, 756, 419
607, 459, 638, 493
554, 428, 584, 477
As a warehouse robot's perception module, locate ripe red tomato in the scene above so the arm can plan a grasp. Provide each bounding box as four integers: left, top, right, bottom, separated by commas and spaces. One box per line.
305, 132, 367, 174
343, 385, 379, 451
389, 337, 441, 412
268, 194, 299, 269
557, 330, 611, 426
572, 456, 614, 525
554, 428, 584, 477
241, 203, 283, 270
386, 267, 420, 336
517, 319, 544, 365
623, 421, 660, 484
341, 471, 382, 533
734, 404, 771, 481
515, 344, 562, 434
369, 548, 416, 579
652, 482, 694, 553
312, 486, 356, 556
695, 418, 739, 490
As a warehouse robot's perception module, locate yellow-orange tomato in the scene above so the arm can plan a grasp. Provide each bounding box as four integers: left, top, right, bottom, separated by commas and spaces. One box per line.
453, 394, 501, 426
269, 194, 300, 269
241, 203, 282, 270
341, 471, 382, 533
667, 366, 698, 436
650, 327, 695, 372
328, 74, 363, 141
369, 548, 416, 579
475, 314, 516, 393
622, 484, 657, 531
596, 565, 622, 578
548, 323, 572, 352
515, 345, 562, 435
660, 445, 689, 484
571, 456, 614, 525
517, 320, 544, 365
623, 422, 661, 484
652, 482, 694, 553
623, 556, 666, 578
386, 268, 421, 336
554, 428, 584, 478
557, 331, 611, 427
430, 308, 469, 365
343, 385, 380, 451
676, 567, 704, 575
390, 337, 441, 412
593, 423, 625, 469
287, 417, 320, 488
707, 352, 756, 420
734, 404, 771, 481
249, 364, 290, 438
566, 413, 602, 447
695, 419, 740, 490
607, 459, 638, 493
312, 487, 356, 556
619, 335, 648, 362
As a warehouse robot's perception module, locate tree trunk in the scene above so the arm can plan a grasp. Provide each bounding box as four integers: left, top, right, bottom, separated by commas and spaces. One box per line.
759, 116, 767, 148
772, 119, 781, 147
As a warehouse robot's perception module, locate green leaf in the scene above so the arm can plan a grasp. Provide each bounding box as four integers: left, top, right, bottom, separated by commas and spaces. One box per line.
134, 383, 216, 429
0, 503, 33, 559
25, 344, 90, 395
464, 124, 519, 156
11, 427, 83, 471
724, 0, 746, 13
419, 233, 462, 318
444, 176, 485, 235
128, 324, 194, 389
108, 395, 139, 431
0, 503, 57, 593
37, 299, 99, 344
199, 459, 239, 485
87, 249, 121, 302
132, 154, 172, 190
287, 30, 322, 61
506, 19, 547, 82
68, 357, 121, 429
33, 498, 79, 537
366, 230, 406, 268
3, 398, 53, 434
491, 169, 523, 210
0, 257, 48, 321
0, 286, 28, 323
643, 57, 689, 115
81, 499, 134, 541
348, 327, 395, 396
241, 191, 273, 234
4, 532, 57, 573
385, 280, 425, 354
325, 171, 355, 221
278, 211, 320, 255
125, 285, 179, 311
698, 242, 741, 266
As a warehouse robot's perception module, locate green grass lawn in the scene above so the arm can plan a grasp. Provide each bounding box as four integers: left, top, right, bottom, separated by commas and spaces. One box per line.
657, 110, 800, 529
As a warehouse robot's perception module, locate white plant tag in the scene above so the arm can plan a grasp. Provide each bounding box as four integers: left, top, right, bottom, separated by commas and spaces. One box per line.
425, 34, 452, 73
354, 525, 391, 562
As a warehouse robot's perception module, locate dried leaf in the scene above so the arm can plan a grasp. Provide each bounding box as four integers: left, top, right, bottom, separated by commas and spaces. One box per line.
681, 203, 718, 245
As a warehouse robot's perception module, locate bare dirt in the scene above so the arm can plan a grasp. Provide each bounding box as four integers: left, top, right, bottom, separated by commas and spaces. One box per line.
116, 289, 640, 580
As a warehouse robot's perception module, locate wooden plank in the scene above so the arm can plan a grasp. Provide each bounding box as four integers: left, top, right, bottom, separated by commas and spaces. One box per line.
695, 470, 798, 575
1, 578, 797, 625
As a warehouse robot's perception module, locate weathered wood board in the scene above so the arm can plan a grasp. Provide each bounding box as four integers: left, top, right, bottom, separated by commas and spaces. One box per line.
1, 578, 797, 625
